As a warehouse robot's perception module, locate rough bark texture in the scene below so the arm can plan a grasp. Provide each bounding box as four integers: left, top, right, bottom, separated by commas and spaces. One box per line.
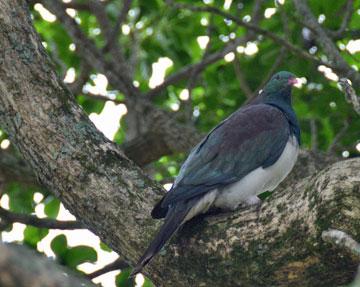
0, 243, 96, 287
146, 157, 360, 287
0, 0, 163, 266
0, 1, 359, 287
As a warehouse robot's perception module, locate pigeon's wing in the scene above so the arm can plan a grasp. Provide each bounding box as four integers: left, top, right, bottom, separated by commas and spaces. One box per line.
153, 104, 291, 216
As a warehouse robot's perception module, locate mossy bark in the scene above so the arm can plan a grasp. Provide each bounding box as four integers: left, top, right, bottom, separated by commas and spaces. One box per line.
147, 158, 360, 287
0, 1, 359, 287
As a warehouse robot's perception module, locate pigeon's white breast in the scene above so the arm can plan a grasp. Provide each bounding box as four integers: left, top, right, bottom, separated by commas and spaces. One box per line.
213, 135, 299, 210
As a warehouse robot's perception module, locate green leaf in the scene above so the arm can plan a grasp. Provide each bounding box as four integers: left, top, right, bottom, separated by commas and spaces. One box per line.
99, 242, 112, 252
7, 183, 34, 213
51, 234, 68, 258
258, 191, 272, 200
76, 95, 105, 114
64, 246, 97, 268
23, 226, 49, 248
115, 268, 135, 287
142, 278, 155, 287
44, 196, 60, 219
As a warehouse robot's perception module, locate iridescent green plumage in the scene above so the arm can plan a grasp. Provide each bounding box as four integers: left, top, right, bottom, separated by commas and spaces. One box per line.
132, 71, 300, 276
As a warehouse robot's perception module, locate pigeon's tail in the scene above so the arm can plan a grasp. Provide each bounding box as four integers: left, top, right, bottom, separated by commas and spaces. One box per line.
130, 203, 191, 277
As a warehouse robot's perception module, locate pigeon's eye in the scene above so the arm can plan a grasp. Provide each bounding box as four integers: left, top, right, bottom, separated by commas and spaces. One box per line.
275, 75, 280, 80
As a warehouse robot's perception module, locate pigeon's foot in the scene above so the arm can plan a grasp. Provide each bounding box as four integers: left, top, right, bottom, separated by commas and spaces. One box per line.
244, 195, 262, 208
243, 195, 262, 219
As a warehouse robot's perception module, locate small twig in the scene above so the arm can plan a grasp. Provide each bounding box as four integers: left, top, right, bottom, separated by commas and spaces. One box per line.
251, 47, 286, 99
279, 3, 291, 38
327, 120, 349, 153
145, 2, 328, 99
43, 0, 139, 98
152, 1, 263, 101
87, 258, 129, 279
339, 78, 360, 115
322, 229, 360, 258
27, 0, 91, 10
329, 0, 354, 39
145, 36, 248, 98
310, 118, 318, 152
250, 0, 264, 25
292, 0, 360, 88
233, 55, 253, 99
233, 0, 264, 99
104, 0, 132, 52
0, 207, 84, 230
88, 0, 128, 67
82, 93, 125, 105
251, 5, 288, 97
49, 42, 67, 80
67, 62, 92, 95
183, 21, 214, 121
128, 29, 139, 78
174, 3, 324, 65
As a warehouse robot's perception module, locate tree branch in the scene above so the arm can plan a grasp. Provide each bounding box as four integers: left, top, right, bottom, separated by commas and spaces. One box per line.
121, 125, 202, 166
0, 207, 83, 230
310, 118, 318, 151
82, 92, 126, 105
231, 0, 264, 100
253, 47, 287, 98
327, 120, 350, 153
233, 55, 253, 99
175, 3, 324, 64
145, 36, 248, 98
183, 21, 214, 121
292, 0, 360, 88
43, 0, 139, 98
103, 0, 132, 53
27, 0, 91, 10
67, 61, 92, 95
1, 2, 359, 286
87, 258, 129, 279
43, 0, 203, 164
329, 0, 354, 39
0, 1, 164, 277
145, 157, 360, 286
145, 2, 327, 99
88, 0, 128, 68
0, 243, 97, 287
338, 78, 360, 115
322, 229, 360, 258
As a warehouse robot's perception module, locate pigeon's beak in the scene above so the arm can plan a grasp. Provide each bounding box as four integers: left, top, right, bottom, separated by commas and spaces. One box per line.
288, 77, 298, 86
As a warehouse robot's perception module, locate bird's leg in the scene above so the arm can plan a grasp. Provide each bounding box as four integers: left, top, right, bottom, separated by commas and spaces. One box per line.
243, 195, 262, 208
243, 195, 262, 219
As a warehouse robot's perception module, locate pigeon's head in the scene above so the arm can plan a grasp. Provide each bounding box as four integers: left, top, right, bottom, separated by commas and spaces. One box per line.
263, 71, 298, 94
255, 71, 298, 106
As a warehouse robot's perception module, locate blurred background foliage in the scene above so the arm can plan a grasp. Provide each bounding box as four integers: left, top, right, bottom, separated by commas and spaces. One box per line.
0, 0, 359, 286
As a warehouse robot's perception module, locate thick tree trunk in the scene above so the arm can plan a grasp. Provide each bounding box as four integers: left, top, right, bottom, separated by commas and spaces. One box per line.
0, 0, 164, 266
0, 1, 359, 287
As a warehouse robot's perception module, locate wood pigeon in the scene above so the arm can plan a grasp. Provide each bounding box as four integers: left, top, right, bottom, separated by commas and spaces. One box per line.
131, 71, 300, 275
